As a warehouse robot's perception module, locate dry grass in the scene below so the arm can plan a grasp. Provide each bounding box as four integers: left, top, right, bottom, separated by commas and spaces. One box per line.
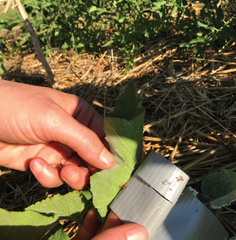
1, 34, 236, 237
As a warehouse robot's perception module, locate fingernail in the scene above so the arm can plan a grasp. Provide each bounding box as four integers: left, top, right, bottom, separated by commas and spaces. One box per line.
64, 170, 80, 182
33, 160, 45, 174
126, 227, 147, 240
99, 148, 115, 167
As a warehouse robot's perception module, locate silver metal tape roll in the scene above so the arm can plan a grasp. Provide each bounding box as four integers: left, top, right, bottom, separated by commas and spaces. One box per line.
110, 151, 228, 240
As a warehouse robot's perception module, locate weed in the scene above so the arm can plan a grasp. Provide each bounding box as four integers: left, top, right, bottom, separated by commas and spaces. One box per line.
0, 50, 6, 75
1, 0, 236, 68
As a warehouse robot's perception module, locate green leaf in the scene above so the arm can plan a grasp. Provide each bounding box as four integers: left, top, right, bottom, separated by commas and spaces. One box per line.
91, 81, 145, 220
189, 37, 206, 44
46, 223, 70, 240
151, 0, 166, 11
76, 43, 85, 48
179, 42, 189, 48
0, 62, 6, 75
61, 42, 69, 50
89, 6, 104, 13
89, 6, 98, 13
201, 169, 236, 208
0, 192, 90, 239
82, 190, 92, 200
0, 208, 58, 240
113, 80, 143, 120
118, 17, 126, 23
197, 21, 209, 29
123, 64, 133, 74
19, 33, 30, 46
26, 191, 89, 223
103, 39, 114, 47
23, 1, 40, 9
171, 6, 178, 16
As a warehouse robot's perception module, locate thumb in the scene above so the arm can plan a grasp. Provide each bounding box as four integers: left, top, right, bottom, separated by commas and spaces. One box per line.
92, 224, 148, 240
40, 104, 115, 170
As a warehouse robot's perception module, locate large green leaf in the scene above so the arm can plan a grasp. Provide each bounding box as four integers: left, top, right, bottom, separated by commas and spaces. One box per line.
0, 191, 89, 240
201, 169, 236, 208
90, 80, 145, 220
26, 191, 90, 223
0, 208, 58, 240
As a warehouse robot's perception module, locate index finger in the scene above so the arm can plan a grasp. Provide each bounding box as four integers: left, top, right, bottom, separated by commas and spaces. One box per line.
40, 100, 115, 169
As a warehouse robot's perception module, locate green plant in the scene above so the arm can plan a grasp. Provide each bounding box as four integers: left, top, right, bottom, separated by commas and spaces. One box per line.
178, 0, 236, 59
0, 2, 22, 30
0, 81, 145, 239
93, 0, 186, 72
201, 169, 236, 209
1, 0, 236, 69
0, 50, 6, 75
19, 0, 110, 54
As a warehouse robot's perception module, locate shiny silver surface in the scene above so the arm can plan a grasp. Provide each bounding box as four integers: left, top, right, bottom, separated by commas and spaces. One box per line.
111, 151, 228, 240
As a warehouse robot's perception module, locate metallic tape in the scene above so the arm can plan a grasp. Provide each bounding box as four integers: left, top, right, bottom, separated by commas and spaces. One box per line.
154, 188, 228, 240
110, 151, 228, 240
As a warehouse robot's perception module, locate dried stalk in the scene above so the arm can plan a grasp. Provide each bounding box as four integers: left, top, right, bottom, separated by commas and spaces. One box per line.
1, 0, 55, 86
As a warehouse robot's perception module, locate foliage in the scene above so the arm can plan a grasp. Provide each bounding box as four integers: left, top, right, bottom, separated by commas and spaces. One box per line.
91, 80, 145, 220
201, 169, 236, 209
0, 3, 21, 29
178, 0, 236, 60
1, 0, 236, 70
0, 50, 6, 75
0, 80, 145, 239
0, 191, 90, 240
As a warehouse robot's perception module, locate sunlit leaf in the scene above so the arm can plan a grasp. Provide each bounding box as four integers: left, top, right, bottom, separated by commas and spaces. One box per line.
26, 191, 90, 223
103, 39, 114, 47
91, 81, 145, 220
61, 42, 69, 50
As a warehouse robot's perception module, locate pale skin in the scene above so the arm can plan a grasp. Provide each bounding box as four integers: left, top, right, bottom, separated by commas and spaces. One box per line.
0, 80, 148, 240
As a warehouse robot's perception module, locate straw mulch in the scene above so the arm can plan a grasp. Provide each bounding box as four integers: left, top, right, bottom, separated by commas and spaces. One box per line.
1, 34, 236, 237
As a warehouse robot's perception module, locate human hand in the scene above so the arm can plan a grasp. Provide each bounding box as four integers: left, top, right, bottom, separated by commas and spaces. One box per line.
73, 209, 148, 240
0, 80, 115, 189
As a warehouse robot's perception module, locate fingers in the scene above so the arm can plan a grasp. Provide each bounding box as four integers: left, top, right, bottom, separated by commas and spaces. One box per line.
98, 211, 148, 240
29, 158, 90, 189
72, 98, 105, 140
73, 209, 148, 240
73, 208, 102, 240
0, 80, 115, 172
73, 210, 123, 240
92, 223, 148, 240
100, 211, 123, 232
41, 103, 115, 170
60, 164, 90, 190
29, 158, 63, 188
